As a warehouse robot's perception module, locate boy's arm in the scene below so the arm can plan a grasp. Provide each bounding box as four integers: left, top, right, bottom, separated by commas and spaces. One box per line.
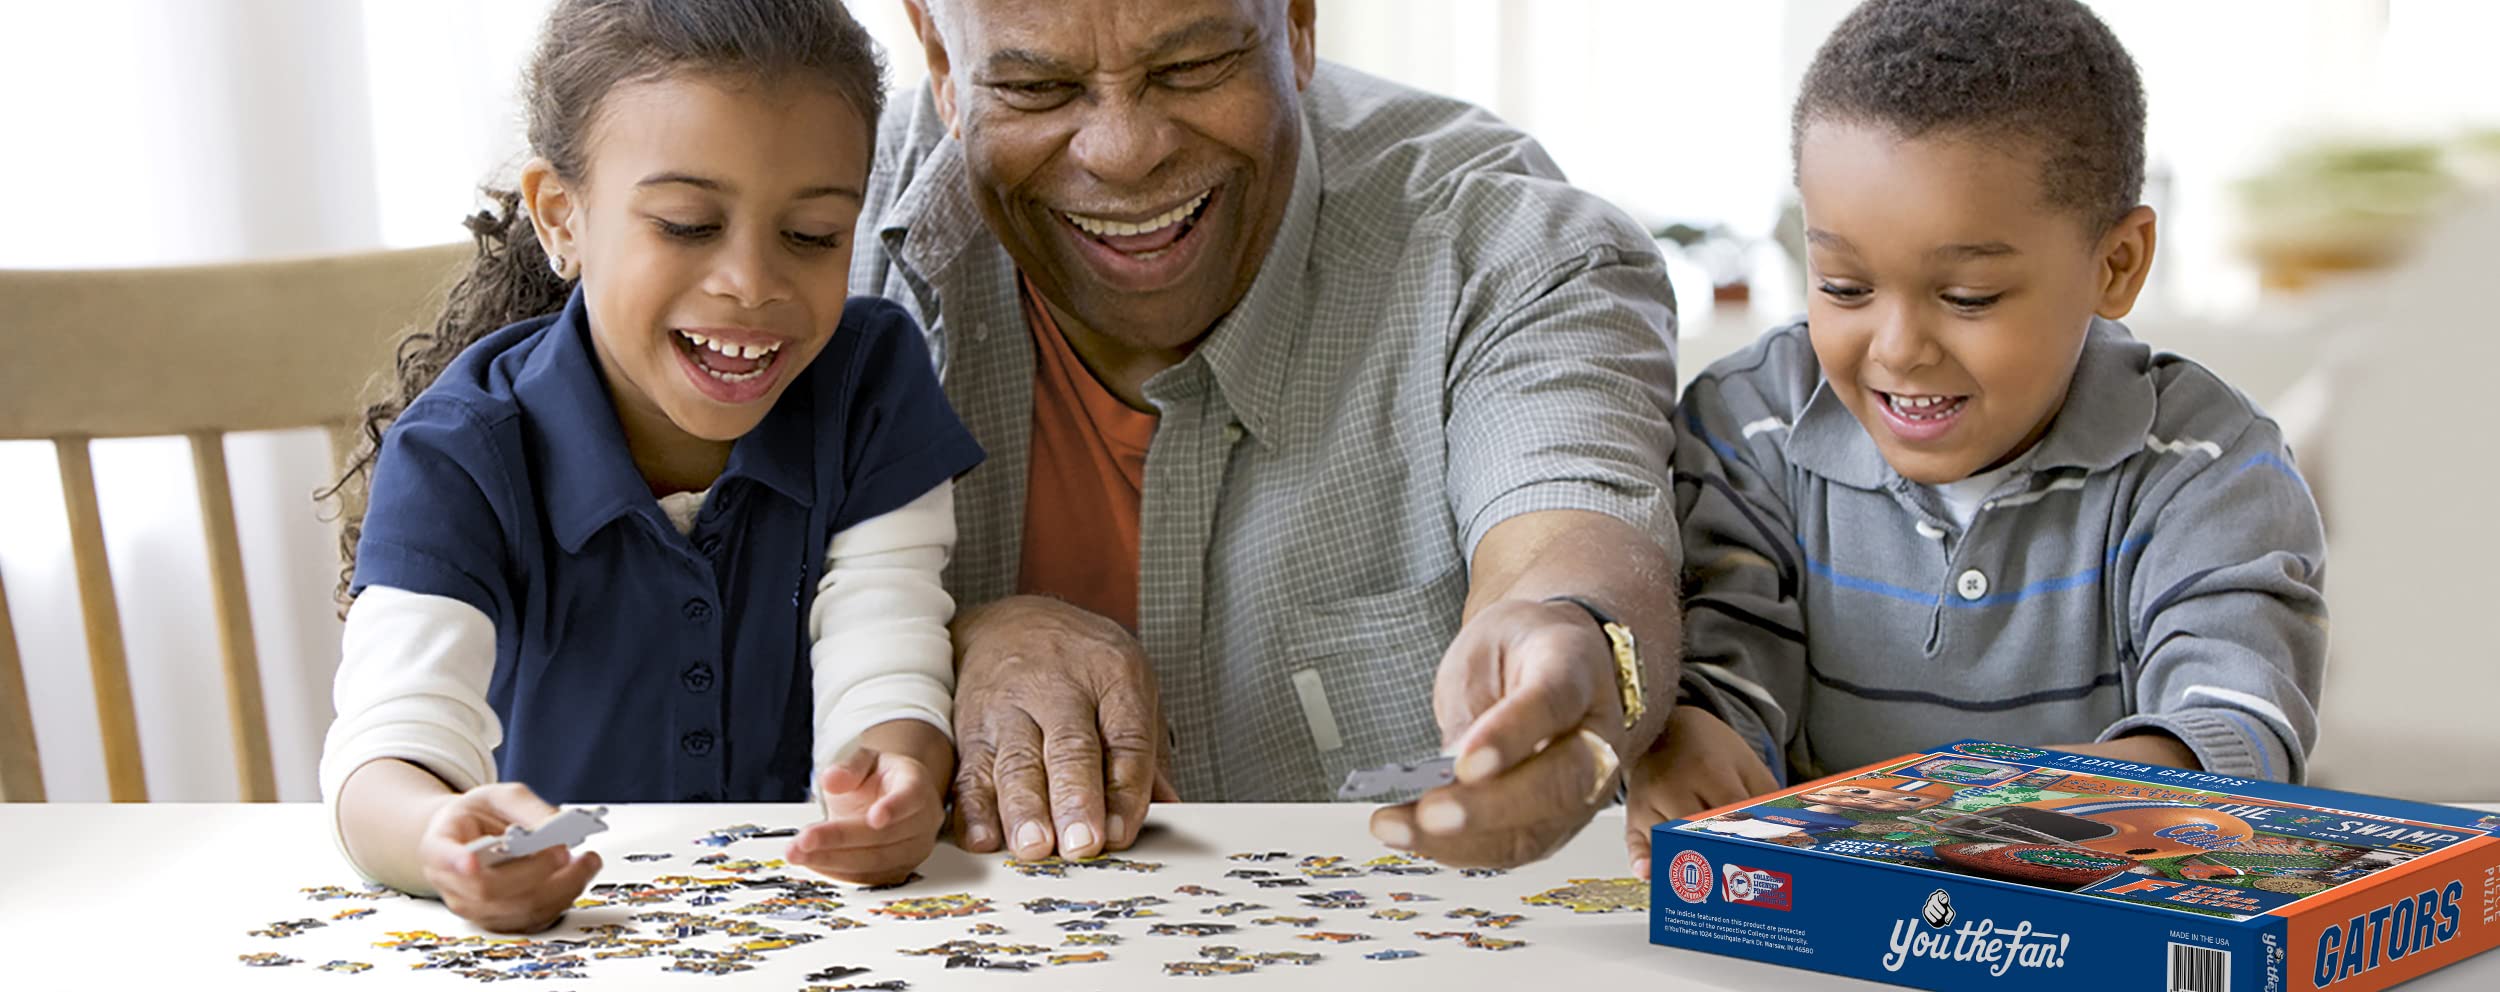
2104, 418, 2328, 783
808, 481, 961, 782
1664, 382, 1812, 777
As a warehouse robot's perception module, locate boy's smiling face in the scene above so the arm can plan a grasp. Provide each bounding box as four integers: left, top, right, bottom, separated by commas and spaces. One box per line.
1797, 120, 2155, 485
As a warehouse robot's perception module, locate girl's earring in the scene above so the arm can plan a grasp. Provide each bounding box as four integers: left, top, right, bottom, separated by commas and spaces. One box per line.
548, 254, 570, 280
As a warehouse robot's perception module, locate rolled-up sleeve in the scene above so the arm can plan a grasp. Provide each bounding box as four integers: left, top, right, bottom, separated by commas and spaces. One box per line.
1444, 248, 1680, 561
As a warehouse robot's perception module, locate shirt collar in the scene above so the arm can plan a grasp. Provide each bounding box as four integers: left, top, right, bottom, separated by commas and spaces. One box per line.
1786, 316, 2156, 490
1167, 125, 1321, 442
516, 287, 816, 554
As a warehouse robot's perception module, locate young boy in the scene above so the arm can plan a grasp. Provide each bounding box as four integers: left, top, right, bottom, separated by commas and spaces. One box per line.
1625, 0, 2327, 874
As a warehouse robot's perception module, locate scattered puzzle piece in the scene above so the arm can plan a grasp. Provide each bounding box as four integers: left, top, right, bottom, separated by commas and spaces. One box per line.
1049, 950, 1110, 965
238, 952, 300, 967
1166, 960, 1257, 976
247, 918, 326, 939
1522, 877, 1648, 914
872, 893, 994, 920
316, 960, 371, 973
1150, 922, 1239, 937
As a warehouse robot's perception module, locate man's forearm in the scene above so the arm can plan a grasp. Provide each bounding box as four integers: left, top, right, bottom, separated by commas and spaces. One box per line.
1468, 509, 1681, 755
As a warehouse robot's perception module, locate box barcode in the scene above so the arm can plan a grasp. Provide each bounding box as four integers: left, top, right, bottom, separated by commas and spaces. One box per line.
2169, 942, 2230, 992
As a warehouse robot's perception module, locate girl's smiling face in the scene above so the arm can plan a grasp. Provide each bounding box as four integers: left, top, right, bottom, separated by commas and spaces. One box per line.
1797, 120, 2155, 485
524, 73, 869, 479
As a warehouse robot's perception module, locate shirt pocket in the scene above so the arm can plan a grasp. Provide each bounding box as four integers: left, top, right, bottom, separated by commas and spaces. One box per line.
1276, 564, 1467, 799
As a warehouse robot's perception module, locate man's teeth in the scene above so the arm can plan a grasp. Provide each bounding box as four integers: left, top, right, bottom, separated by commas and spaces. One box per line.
1887, 393, 1963, 420
1063, 192, 1208, 238
679, 331, 782, 361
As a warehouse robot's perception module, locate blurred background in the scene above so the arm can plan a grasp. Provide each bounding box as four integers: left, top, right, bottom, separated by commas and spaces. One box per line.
2, 0, 2494, 803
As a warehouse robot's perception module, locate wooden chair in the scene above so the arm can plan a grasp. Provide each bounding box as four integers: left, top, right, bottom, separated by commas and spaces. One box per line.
0, 244, 468, 802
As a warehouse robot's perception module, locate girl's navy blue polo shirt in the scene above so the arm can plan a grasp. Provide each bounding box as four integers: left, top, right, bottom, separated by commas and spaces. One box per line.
350, 289, 983, 803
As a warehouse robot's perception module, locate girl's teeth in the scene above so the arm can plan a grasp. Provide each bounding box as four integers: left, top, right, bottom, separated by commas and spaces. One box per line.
677, 330, 782, 360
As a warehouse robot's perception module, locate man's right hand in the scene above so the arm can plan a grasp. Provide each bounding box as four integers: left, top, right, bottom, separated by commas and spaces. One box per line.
949, 595, 1176, 861
1623, 705, 1780, 879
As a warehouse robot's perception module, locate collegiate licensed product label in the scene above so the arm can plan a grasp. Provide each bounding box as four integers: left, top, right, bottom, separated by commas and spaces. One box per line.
1666, 850, 1714, 904
1721, 864, 1792, 911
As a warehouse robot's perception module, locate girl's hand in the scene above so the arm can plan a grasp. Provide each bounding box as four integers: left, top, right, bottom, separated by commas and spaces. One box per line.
418, 782, 604, 933
789, 744, 946, 885
1623, 705, 1781, 879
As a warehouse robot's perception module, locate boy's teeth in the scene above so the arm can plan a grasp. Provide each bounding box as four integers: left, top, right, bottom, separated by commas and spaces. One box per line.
1887, 393, 1963, 420
1064, 192, 1208, 238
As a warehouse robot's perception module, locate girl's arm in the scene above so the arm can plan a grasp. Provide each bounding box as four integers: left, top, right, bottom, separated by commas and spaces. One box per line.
321, 585, 503, 890
790, 481, 962, 882
806, 481, 961, 776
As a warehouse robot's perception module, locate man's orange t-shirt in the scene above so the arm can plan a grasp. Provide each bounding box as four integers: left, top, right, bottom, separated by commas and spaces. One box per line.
1015, 278, 1155, 632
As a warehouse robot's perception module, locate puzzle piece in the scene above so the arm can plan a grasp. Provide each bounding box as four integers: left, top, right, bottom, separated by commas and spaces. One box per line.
1150, 922, 1239, 937
872, 893, 994, 920
1337, 754, 1456, 799
1366, 948, 1422, 960
466, 805, 609, 866
247, 918, 326, 939
1166, 960, 1256, 976
1522, 877, 1648, 914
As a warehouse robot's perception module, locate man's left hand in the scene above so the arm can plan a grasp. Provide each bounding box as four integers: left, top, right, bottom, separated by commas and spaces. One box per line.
1368, 598, 1626, 867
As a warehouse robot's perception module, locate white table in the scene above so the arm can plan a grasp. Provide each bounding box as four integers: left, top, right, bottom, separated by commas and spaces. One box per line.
3, 802, 2494, 989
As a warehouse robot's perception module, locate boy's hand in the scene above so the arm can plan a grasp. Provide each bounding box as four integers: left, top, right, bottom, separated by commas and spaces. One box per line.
790, 744, 946, 885
418, 783, 603, 933
1623, 705, 1780, 879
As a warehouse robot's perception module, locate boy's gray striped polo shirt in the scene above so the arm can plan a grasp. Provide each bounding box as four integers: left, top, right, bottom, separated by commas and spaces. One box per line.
1676, 319, 2326, 782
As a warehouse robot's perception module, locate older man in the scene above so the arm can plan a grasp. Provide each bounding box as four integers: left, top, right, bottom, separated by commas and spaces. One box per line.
853, 0, 1681, 869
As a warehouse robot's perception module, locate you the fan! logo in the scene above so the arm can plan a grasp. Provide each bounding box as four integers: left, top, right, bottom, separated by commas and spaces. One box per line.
1880, 889, 2075, 977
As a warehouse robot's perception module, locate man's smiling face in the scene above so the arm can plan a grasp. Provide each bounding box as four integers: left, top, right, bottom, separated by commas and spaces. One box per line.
912, 0, 1315, 352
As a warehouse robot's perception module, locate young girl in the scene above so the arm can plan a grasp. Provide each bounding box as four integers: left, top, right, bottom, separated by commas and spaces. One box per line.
318, 0, 982, 933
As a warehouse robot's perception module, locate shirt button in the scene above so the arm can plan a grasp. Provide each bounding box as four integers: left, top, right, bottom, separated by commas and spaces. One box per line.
681, 663, 715, 693
1956, 569, 1990, 601
681, 730, 715, 756
1223, 422, 1245, 444
683, 598, 712, 621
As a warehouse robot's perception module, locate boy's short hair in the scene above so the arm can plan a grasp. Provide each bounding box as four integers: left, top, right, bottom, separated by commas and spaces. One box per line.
1794, 0, 2147, 230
